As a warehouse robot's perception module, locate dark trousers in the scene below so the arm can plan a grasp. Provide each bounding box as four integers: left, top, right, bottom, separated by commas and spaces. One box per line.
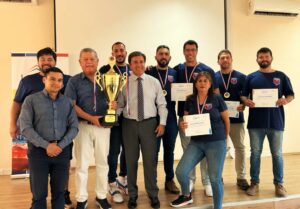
156, 114, 178, 181
28, 143, 70, 209
108, 123, 127, 183
122, 118, 159, 199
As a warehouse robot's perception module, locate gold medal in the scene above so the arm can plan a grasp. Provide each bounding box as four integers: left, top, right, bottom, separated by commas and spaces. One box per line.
162, 90, 167, 96
224, 92, 230, 98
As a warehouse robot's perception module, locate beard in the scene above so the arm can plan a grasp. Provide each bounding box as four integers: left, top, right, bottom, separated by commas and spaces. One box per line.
116, 56, 126, 65
258, 61, 271, 69
157, 59, 169, 68
39, 64, 52, 73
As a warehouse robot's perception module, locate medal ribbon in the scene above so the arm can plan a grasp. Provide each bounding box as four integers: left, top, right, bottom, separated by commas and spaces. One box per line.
197, 95, 208, 114
93, 75, 97, 112
156, 66, 169, 90
185, 63, 199, 83
220, 70, 233, 91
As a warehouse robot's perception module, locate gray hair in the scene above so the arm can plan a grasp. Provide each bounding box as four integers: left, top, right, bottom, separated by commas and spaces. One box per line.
79, 48, 99, 60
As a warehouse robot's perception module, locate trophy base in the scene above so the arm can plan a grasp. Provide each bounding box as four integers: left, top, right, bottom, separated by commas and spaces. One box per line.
99, 114, 119, 126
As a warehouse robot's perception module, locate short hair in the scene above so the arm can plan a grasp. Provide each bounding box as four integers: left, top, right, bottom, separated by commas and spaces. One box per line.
257, 47, 273, 58
79, 48, 99, 59
112, 42, 126, 50
217, 49, 232, 60
192, 71, 214, 96
37, 47, 57, 62
128, 51, 146, 64
156, 45, 170, 53
183, 40, 198, 50
44, 67, 64, 77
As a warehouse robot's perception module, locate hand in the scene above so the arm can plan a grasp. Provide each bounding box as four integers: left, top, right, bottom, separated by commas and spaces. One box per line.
237, 104, 245, 112
244, 99, 255, 108
90, 116, 103, 127
46, 143, 62, 157
179, 121, 188, 130
155, 124, 165, 137
111, 101, 118, 110
276, 98, 288, 106
10, 124, 19, 139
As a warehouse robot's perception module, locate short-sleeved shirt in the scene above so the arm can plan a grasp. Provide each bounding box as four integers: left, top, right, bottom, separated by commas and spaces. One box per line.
14, 73, 71, 103
215, 70, 246, 123
146, 66, 177, 118
175, 63, 217, 117
184, 94, 227, 142
64, 72, 108, 118
242, 70, 294, 131
100, 64, 130, 76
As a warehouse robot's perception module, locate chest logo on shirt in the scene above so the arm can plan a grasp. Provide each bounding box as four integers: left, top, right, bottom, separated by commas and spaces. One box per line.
168, 75, 174, 83
204, 103, 212, 110
273, 78, 281, 86
192, 72, 199, 80
230, 78, 237, 85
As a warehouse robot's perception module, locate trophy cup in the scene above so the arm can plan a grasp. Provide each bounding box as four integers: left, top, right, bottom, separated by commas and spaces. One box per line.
95, 56, 127, 126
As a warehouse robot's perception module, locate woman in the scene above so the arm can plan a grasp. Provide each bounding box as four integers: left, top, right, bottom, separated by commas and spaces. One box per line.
170, 71, 230, 209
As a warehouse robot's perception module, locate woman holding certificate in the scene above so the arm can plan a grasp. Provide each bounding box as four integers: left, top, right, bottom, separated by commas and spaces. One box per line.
170, 72, 230, 209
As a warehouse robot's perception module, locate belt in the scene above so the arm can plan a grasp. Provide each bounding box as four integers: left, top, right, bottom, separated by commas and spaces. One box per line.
125, 117, 156, 122
80, 120, 93, 125
49, 140, 58, 143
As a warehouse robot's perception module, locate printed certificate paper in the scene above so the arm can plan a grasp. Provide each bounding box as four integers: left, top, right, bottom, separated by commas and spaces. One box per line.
171, 83, 193, 101
184, 113, 212, 137
225, 101, 240, 118
253, 88, 278, 108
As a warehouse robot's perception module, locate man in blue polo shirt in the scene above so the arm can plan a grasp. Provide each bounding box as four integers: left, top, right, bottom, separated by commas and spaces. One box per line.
215, 49, 249, 190
241, 47, 294, 197
146, 45, 179, 194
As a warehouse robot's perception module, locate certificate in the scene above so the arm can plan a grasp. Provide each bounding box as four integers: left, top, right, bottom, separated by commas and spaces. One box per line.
184, 113, 212, 137
225, 101, 240, 118
252, 88, 278, 108
171, 83, 193, 101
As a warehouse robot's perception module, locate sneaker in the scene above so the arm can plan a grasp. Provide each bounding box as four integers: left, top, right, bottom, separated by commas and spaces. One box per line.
204, 185, 213, 197
109, 182, 124, 203
76, 200, 88, 209
95, 197, 112, 209
275, 183, 287, 197
116, 176, 128, 195
246, 181, 259, 196
237, 178, 250, 190
64, 190, 73, 209
165, 180, 180, 194
170, 194, 193, 208
189, 180, 194, 192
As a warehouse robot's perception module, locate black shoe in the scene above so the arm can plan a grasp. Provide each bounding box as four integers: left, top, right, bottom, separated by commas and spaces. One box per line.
127, 197, 137, 209
170, 194, 193, 208
64, 190, 73, 208
76, 200, 88, 209
95, 197, 112, 209
150, 196, 160, 209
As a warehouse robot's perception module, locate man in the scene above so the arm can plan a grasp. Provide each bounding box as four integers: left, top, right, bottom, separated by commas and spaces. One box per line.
100, 42, 129, 203
65, 48, 113, 209
241, 47, 294, 197
174, 40, 218, 196
19, 67, 78, 209
9, 47, 74, 208
118, 51, 168, 209
146, 45, 179, 194
215, 49, 249, 190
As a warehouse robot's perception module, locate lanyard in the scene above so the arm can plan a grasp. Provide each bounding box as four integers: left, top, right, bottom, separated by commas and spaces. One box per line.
220, 70, 233, 91
185, 63, 198, 83
197, 95, 208, 114
156, 66, 169, 90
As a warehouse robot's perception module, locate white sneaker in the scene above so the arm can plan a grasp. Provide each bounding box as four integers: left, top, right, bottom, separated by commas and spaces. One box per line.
109, 182, 124, 203
116, 176, 128, 195
204, 185, 213, 197
189, 180, 195, 193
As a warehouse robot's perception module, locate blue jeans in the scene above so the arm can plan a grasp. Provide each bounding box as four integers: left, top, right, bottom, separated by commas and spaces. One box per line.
176, 139, 226, 209
156, 115, 178, 181
108, 122, 127, 183
248, 128, 284, 184
28, 143, 70, 209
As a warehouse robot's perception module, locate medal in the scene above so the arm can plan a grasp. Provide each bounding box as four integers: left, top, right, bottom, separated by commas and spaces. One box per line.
162, 90, 167, 96
224, 92, 230, 98
220, 70, 233, 99
156, 66, 169, 97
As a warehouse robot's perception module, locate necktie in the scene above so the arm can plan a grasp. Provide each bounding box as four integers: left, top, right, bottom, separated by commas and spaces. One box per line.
137, 77, 144, 121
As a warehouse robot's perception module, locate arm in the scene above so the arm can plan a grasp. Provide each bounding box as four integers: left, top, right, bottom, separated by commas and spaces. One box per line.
74, 102, 103, 127
241, 96, 255, 108
276, 95, 294, 106
10, 101, 22, 139
180, 111, 189, 130
220, 110, 230, 138
155, 81, 168, 137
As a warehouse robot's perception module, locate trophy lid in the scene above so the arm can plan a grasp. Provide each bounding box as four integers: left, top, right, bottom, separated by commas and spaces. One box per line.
107, 56, 117, 75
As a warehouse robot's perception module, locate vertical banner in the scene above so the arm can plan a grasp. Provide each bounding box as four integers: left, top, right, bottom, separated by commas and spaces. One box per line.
10, 52, 69, 178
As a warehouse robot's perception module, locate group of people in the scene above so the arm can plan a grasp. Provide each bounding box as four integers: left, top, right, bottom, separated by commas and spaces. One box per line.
10, 40, 294, 209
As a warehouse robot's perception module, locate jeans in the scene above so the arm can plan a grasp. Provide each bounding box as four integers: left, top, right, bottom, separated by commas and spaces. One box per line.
28, 143, 70, 209
176, 139, 226, 209
108, 122, 127, 183
248, 128, 284, 184
156, 114, 178, 181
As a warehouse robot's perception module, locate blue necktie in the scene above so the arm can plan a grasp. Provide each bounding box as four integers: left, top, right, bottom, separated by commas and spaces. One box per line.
137, 77, 144, 121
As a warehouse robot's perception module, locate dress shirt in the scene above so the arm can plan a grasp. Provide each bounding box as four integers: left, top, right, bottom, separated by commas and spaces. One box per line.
118, 73, 168, 125
19, 89, 79, 149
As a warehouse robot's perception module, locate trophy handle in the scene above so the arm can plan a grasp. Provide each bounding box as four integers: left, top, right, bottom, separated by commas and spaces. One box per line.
119, 72, 128, 90
95, 71, 104, 91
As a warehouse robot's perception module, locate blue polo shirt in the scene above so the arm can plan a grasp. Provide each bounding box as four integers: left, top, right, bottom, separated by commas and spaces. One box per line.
184, 94, 227, 142
14, 73, 71, 103
146, 66, 177, 118
215, 70, 246, 123
242, 70, 294, 131
64, 72, 108, 118
175, 63, 217, 117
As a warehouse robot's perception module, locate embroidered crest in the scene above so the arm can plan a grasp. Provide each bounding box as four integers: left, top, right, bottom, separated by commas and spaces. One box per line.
204, 103, 212, 110
230, 77, 237, 85
168, 75, 174, 83
273, 78, 280, 86
192, 72, 199, 80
